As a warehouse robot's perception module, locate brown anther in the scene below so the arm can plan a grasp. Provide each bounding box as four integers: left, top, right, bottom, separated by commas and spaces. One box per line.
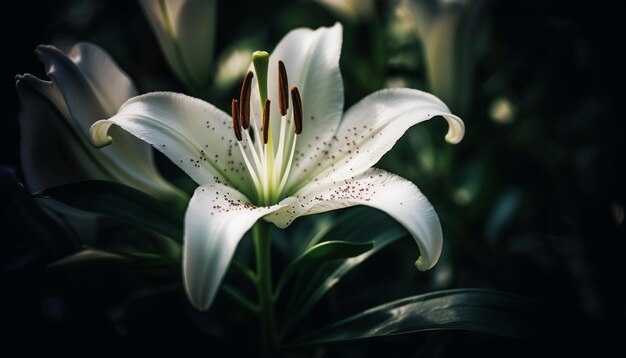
278, 60, 289, 116
239, 71, 254, 129
262, 98, 271, 144
231, 99, 242, 141
291, 86, 303, 135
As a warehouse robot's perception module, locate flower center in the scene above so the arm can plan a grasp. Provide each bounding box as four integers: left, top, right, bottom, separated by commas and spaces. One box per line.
231, 51, 303, 206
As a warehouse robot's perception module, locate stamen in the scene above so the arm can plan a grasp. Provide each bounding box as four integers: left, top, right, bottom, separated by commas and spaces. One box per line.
262, 98, 271, 144
273, 97, 288, 184
239, 71, 254, 129
244, 129, 263, 174
231, 99, 242, 141
291, 86, 303, 134
277, 135, 298, 197
278, 60, 289, 116
237, 142, 262, 200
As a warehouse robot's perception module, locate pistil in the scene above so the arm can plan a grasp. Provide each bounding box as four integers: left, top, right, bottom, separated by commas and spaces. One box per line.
252, 51, 269, 108
262, 98, 272, 204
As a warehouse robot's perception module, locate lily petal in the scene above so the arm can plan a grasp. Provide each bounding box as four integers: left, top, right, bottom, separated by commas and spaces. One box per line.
251, 23, 344, 183
36, 43, 139, 133
91, 92, 254, 196
290, 88, 464, 191
16, 75, 109, 192
36, 44, 109, 136
266, 168, 442, 270
68, 43, 138, 115
16, 74, 104, 243
139, 0, 216, 91
184, 184, 283, 310
17, 73, 71, 120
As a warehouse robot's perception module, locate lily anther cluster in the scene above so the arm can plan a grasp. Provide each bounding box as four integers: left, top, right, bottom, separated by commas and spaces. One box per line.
229, 52, 304, 206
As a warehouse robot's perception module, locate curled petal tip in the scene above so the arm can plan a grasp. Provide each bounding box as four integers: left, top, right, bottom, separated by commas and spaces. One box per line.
34, 44, 45, 55
34, 44, 55, 59
445, 131, 463, 145
443, 114, 465, 144
89, 119, 114, 148
415, 256, 428, 271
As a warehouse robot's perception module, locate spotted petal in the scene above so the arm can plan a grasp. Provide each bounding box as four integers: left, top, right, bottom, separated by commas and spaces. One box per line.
91, 92, 255, 198
288, 88, 464, 192
267, 168, 442, 271
184, 184, 283, 310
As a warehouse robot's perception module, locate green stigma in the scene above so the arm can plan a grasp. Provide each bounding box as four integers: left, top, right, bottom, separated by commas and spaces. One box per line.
252, 51, 269, 109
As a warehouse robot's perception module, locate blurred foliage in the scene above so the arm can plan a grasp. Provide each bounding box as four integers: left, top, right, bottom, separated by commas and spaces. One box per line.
2, 0, 625, 356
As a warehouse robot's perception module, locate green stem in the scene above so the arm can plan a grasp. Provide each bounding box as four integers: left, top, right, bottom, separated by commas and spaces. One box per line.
231, 258, 257, 284
222, 284, 258, 314
253, 221, 277, 354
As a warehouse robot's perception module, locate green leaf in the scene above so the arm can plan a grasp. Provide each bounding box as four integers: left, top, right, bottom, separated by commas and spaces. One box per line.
49, 247, 176, 273
281, 230, 404, 336
276, 241, 374, 298
292, 289, 547, 346
301, 240, 374, 261
277, 207, 417, 337
35, 180, 184, 241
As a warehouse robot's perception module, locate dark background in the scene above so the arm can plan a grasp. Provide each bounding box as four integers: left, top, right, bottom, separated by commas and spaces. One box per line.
2, 0, 625, 356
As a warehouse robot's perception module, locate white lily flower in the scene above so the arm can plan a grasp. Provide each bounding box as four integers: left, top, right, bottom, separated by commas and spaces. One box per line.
15, 43, 186, 207
139, 0, 216, 93
398, 0, 486, 114
91, 23, 464, 310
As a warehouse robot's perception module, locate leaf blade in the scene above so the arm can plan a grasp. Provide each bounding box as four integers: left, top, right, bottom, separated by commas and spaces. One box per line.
301, 241, 374, 261
293, 289, 547, 346
281, 229, 404, 335
35, 180, 185, 241
276, 240, 374, 297
48, 247, 175, 273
